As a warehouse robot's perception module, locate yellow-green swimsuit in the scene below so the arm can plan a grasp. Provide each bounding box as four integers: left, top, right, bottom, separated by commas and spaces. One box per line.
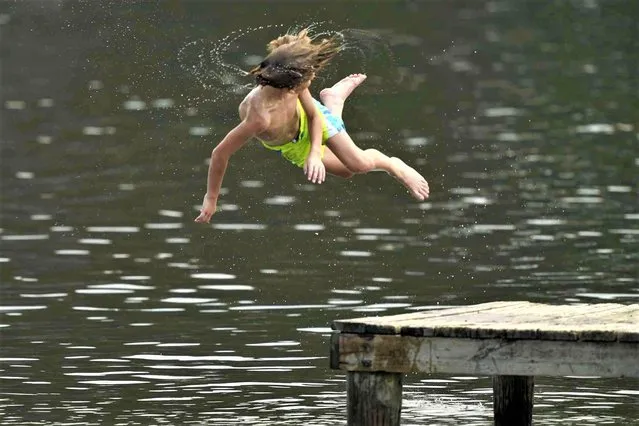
258, 98, 345, 168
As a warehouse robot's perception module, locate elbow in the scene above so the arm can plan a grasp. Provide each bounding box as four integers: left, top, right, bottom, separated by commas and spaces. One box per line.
211, 146, 230, 163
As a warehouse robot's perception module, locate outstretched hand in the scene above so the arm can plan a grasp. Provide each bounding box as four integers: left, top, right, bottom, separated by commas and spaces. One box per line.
304, 153, 326, 184
194, 195, 217, 223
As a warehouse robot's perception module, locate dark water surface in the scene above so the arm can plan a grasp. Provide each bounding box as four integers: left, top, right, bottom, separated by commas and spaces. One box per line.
1, 1, 638, 425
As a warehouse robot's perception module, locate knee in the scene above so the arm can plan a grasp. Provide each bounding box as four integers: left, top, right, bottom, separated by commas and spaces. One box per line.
346, 158, 375, 175
320, 87, 342, 103
345, 149, 380, 174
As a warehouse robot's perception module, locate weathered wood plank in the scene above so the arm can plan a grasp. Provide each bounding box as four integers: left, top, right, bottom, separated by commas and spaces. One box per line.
332, 301, 532, 334
493, 375, 534, 426
618, 330, 639, 343
333, 303, 639, 342
347, 372, 402, 426
402, 319, 638, 341
332, 333, 639, 378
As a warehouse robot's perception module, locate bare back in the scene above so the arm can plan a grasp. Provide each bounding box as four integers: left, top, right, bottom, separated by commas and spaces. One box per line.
238, 86, 300, 145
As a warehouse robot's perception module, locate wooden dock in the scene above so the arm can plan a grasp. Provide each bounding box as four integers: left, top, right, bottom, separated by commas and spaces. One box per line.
330, 301, 639, 426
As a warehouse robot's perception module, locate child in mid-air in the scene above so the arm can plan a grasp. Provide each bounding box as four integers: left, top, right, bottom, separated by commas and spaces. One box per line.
195, 28, 429, 223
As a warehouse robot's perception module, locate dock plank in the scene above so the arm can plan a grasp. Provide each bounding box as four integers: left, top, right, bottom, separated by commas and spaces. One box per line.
332, 301, 532, 334
332, 333, 639, 377
403, 305, 638, 341
332, 302, 639, 342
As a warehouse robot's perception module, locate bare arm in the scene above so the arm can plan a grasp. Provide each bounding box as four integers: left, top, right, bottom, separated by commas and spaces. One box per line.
195, 115, 268, 223
298, 88, 322, 156
298, 88, 326, 184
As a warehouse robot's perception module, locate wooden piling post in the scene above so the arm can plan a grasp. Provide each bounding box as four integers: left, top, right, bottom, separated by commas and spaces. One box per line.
347, 371, 402, 426
493, 375, 534, 426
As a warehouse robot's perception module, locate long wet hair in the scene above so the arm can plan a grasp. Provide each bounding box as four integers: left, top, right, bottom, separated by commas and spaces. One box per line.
248, 28, 343, 90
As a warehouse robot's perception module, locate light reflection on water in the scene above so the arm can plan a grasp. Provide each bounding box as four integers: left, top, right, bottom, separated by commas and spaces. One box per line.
2, 0, 638, 424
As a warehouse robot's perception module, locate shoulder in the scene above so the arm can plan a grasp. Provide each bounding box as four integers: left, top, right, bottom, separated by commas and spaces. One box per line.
237, 95, 268, 131
242, 106, 270, 134
297, 87, 313, 101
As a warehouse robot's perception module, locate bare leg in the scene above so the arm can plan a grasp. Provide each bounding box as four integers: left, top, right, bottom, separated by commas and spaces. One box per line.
326, 132, 430, 201
319, 73, 429, 200
320, 73, 367, 118
322, 147, 355, 178
319, 73, 364, 178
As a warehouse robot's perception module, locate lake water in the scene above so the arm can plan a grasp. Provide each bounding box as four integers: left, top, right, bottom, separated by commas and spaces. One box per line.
1, 1, 637, 425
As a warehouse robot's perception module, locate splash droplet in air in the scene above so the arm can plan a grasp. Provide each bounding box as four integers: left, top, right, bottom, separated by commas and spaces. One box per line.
177, 23, 288, 105
177, 23, 400, 105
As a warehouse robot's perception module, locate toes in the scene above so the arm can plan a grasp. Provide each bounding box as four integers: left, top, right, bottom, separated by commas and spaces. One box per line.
348, 73, 366, 81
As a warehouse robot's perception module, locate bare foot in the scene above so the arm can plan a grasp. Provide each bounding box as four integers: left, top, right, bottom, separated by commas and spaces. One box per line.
390, 157, 430, 200
320, 73, 367, 105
